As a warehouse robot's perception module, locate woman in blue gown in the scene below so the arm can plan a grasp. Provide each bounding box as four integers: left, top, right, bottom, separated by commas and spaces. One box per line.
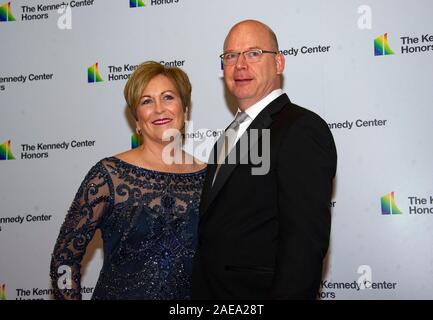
50, 61, 206, 299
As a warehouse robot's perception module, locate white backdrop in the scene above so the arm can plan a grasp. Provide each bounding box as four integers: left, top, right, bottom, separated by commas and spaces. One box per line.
1, 0, 433, 300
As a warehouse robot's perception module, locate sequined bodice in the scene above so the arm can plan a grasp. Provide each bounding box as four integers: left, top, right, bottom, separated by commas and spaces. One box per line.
50, 157, 206, 300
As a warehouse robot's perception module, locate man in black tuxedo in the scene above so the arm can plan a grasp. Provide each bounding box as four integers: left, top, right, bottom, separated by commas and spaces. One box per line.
191, 20, 337, 299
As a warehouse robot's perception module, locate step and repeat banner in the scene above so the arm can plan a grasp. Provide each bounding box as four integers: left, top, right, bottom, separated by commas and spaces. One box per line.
1, 0, 432, 300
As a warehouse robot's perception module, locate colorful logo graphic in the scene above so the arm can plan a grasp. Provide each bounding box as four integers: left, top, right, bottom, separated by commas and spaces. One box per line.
0, 2, 16, 22
374, 33, 395, 56
1, 283, 6, 300
131, 133, 143, 149
130, 0, 145, 8
381, 192, 402, 215
87, 63, 103, 83
0, 140, 16, 160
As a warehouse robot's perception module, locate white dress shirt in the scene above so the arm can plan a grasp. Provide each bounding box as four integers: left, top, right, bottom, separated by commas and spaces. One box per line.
233, 89, 284, 145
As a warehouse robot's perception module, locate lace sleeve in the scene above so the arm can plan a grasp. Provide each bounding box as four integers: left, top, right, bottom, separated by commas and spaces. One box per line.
50, 161, 113, 300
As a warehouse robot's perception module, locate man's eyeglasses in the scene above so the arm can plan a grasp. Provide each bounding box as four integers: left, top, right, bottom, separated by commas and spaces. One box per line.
219, 49, 278, 66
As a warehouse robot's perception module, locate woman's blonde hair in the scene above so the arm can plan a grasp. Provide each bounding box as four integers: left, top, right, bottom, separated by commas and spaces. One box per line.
124, 61, 191, 119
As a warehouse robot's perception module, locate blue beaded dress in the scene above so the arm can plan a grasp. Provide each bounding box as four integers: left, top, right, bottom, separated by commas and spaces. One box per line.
50, 157, 206, 300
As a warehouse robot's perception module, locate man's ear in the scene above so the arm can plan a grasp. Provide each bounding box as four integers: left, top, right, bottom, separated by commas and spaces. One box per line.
275, 53, 285, 75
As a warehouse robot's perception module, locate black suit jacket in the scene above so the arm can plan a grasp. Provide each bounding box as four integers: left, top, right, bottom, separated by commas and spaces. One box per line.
191, 94, 337, 299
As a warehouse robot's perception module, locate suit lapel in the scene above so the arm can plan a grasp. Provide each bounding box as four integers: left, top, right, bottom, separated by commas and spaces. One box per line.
199, 152, 217, 215
200, 94, 291, 217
